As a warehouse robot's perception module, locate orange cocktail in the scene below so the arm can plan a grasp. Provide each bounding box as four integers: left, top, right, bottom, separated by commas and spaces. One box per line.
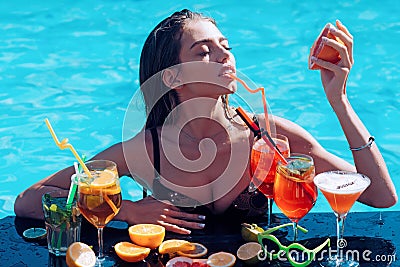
250, 134, 290, 198
274, 154, 317, 241
314, 171, 371, 266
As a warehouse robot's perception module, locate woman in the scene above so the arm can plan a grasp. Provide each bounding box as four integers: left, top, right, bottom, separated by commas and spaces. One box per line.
14, 9, 397, 235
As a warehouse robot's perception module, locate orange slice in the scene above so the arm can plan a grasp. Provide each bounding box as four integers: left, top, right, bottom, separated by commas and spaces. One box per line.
91, 170, 118, 188
129, 224, 165, 249
158, 239, 195, 254
177, 242, 208, 258
66, 242, 96, 267
207, 252, 236, 267
114, 241, 151, 263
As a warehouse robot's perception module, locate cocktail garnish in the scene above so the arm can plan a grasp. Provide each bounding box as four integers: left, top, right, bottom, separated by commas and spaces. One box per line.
287, 160, 312, 176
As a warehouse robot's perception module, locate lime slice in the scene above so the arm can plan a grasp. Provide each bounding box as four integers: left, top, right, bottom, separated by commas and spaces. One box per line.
23, 228, 47, 241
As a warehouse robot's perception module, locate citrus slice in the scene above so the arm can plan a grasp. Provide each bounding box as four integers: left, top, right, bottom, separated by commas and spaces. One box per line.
207, 252, 236, 267
22, 228, 47, 241
129, 224, 165, 249
91, 170, 117, 188
114, 241, 151, 263
66, 242, 96, 267
158, 239, 195, 254
177, 242, 208, 258
241, 223, 264, 242
236, 242, 262, 265
165, 256, 193, 267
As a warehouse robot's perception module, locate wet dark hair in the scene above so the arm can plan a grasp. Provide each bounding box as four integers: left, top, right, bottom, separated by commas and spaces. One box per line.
139, 9, 216, 129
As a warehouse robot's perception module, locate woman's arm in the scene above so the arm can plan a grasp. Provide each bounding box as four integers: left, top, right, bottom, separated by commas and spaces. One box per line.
14, 142, 129, 219
14, 131, 206, 234
309, 20, 397, 207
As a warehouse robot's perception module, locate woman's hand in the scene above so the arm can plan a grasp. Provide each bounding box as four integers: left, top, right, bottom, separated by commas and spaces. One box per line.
116, 197, 206, 235
310, 20, 354, 106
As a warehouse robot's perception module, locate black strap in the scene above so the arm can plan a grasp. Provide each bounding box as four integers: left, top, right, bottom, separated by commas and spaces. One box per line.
150, 128, 161, 176
142, 128, 160, 199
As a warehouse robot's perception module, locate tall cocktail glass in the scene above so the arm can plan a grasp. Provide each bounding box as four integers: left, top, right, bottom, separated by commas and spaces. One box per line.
274, 154, 317, 241
313, 171, 371, 267
250, 134, 290, 225
76, 160, 122, 266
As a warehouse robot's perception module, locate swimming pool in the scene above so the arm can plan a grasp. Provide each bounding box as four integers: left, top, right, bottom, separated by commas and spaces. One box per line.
1, 0, 399, 218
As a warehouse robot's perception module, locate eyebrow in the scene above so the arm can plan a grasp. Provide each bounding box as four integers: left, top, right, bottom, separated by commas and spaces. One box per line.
190, 37, 228, 50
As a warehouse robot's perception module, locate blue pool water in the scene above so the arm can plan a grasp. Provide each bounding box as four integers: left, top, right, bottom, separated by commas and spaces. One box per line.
1, 0, 399, 218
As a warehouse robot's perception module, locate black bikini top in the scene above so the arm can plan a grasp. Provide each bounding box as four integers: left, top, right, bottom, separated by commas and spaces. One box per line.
149, 125, 269, 219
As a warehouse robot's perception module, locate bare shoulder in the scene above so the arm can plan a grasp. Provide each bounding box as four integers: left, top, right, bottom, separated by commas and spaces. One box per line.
271, 115, 323, 155
121, 128, 156, 186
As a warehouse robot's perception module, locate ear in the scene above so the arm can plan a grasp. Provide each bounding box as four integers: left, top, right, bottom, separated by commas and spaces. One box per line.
162, 68, 183, 89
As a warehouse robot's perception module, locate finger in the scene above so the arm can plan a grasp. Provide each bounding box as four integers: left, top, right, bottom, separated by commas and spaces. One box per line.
158, 220, 192, 235
336, 20, 353, 39
310, 56, 346, 74
160, 214, 206, 230
164, 209, 206, 222
321, 36, 351, 67
331, 22, 354, 64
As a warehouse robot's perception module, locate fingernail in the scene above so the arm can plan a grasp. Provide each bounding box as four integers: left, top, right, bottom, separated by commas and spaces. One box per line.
311, 56, 317, 62
198, 223, 205, 228
198, 215, 206, 220
322, 36, 328, 43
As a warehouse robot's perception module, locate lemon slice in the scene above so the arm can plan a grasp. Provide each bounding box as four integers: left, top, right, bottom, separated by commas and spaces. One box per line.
158, 239, 195, 254
237, 242, 262, 265
177, 242, 208, 258
66, 242, 96, 267
207, 252, 236, 267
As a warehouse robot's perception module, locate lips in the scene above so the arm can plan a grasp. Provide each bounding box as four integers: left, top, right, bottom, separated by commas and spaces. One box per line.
219, 65, 236, 77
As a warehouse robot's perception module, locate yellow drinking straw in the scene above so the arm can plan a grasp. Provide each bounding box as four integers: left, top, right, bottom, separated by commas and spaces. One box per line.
44, 118, 92, 178
229, 74, 271, 134
44, 118, 119, 214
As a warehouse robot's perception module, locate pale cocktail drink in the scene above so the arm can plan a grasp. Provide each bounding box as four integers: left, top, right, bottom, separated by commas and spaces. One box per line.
314, 171, 371, 218
314, 171, 371, 267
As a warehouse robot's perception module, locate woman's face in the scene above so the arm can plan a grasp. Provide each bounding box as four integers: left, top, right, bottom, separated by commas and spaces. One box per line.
176, 19, 237, 96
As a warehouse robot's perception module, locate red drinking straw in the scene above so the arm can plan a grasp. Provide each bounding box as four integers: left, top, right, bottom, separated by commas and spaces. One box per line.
236, 107, 288, 164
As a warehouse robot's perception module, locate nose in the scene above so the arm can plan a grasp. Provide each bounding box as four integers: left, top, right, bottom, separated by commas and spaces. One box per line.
216, 47, 231, 63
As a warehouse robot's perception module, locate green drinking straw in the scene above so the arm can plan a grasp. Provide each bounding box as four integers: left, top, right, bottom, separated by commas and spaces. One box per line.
66, 162, 79, 209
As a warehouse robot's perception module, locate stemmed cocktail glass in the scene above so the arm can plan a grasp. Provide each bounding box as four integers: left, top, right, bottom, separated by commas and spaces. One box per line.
76, 160, 122, 266
273, 154, 317, 242
313, 171, 371, 267
250, 134, 290, 225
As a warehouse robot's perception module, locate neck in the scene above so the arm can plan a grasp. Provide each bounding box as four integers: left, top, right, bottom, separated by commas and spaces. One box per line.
172, 97, 231, 140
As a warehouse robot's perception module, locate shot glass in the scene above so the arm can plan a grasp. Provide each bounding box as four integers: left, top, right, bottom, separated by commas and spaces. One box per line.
42, 189, 81, 256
